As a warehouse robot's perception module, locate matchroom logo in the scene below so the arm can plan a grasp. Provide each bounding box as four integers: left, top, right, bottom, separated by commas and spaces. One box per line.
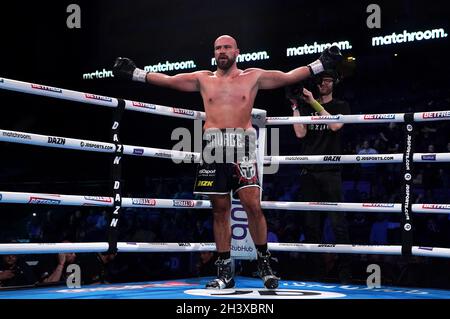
184, 288, 345, 299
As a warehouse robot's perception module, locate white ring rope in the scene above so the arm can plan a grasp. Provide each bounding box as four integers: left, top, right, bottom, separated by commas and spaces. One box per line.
266, 111, 450, 125
0, 77, 206, 120
0, 191, 449, 214
0, 242, 449, 258
0, 128, 201, 162
1, 128, 450, 164
1, 77, 450, 124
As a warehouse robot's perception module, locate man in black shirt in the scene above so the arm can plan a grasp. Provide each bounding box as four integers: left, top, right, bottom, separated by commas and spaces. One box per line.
288, 70, 352, 283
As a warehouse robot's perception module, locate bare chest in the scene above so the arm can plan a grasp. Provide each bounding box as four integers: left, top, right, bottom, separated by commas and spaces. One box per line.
200, 74, 257, 105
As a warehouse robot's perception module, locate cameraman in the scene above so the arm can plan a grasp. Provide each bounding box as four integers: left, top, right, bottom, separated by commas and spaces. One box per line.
287, 70, 352, 283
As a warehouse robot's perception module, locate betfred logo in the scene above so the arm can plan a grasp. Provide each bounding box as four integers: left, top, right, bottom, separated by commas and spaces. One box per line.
85, 93, 113, 102
31, 84, 62, 93
422, 204, 450, 210
311, 115, 340, 120
84, 196, 112, 203
362, 203, 395, 208
132, 198, 157, 206
173, 200, 195, 207
132, 101, 156, 109
29, 197, 61, 205
422, 111, 450, 119
173, 108, 195, 116
363, 114, 395, 120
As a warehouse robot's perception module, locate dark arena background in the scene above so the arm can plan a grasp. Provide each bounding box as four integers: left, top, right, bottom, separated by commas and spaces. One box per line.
1, 0, 450, 309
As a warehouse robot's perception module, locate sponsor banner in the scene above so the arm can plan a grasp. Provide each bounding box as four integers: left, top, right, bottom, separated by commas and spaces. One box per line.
311, 115, 340, 120
318, 244, 336, 248
173, 200, 195, 207
131, 198, 156, 206
197, 180, 213, 187
47, 137, 66, 145
372, 28, 448, 47
155, 152, 172, 158
85, 93, 113, 102
133, 148, 144, 155
362, 203, 395, 208
80, 141, 114, 151
421, 154, 436, 161
285, 156, 309, 161
84, 196, 112, 203
131, 101, 156, 109
356, 156, 395, 161
2, 131, 32, 140
31, 84, 62, 93
0, 194, 2, 201
178, 243, 191, 247
278, 243, 301, 247
323, 155, 341, 162
28, 197, 61, 205
422, 111, 450, 119
173, 108, 195, 116
421, 204, 450, 210
363, 114, 396, 120
0, 78, 4, 83
268, 117, 289, 120
309, 202, 338, 206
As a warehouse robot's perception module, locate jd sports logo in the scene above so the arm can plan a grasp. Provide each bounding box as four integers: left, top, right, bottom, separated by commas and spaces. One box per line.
184, 288, 345, 299
197, 180, 213, 187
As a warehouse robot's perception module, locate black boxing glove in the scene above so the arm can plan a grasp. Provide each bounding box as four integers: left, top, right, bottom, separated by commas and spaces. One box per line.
307, 45, 343, 75
113, 57, 148, 82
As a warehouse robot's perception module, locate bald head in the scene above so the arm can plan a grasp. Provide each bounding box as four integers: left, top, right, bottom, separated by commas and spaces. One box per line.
214, 35, 239, 71
214, 35, 238, 49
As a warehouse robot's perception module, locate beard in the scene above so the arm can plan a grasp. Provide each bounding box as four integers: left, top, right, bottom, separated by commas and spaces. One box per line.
216, 56, 236, 70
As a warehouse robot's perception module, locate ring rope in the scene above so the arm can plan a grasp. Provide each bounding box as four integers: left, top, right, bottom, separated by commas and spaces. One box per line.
0, 191, 449, 214
1, 77, 450, 124
0, 242, 449, 258
1, 128, 450, 164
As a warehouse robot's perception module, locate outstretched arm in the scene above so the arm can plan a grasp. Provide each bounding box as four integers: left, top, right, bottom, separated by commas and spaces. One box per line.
256, 45, 344, 89
256, 67, 312, 90
145, 72, 201, 92
112, 57, 202, 92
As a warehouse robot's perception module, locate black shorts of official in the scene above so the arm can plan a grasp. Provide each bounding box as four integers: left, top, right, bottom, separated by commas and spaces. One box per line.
193, 128, 261, 196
